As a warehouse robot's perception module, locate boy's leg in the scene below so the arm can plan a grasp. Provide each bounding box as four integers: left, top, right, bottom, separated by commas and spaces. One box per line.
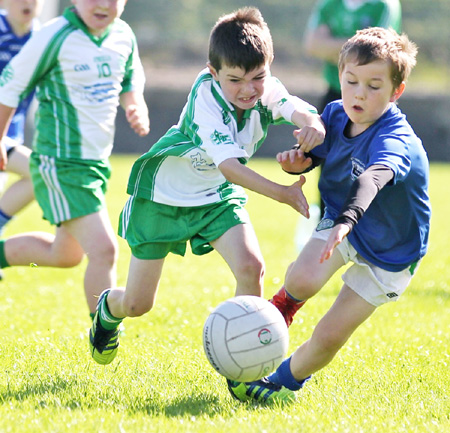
107, 255, 165, 318
0, 146, 34, 224
62, 209, 118, 314
2, 226, 85, 269
210, 223, 264, 297
271, 237, 346, 326
89, 255, 164, 365
230, 285, 376, 403
289, 284, 376, 381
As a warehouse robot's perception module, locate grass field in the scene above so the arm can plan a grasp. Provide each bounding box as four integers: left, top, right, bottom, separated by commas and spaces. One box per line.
0, 156, 448, 433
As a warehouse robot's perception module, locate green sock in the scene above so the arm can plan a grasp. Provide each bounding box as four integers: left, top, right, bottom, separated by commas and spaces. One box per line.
0, 240, 10, 269
98, 292, 123, 330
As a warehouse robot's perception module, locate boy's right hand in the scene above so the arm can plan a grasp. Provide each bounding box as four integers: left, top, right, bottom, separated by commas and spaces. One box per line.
126, 104, 150, 137
282, 175, 310, 218
276, 148, 312, 174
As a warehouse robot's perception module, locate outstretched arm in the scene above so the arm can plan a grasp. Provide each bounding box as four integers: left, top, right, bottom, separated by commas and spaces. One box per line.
219, 158, 310, 218
120, 91, 150, 137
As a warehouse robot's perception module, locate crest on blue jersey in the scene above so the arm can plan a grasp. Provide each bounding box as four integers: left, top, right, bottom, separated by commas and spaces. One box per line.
350, 157, 365, 180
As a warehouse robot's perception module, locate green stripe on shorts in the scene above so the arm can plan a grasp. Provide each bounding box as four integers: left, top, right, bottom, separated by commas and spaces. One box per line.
30, 152, 111, 225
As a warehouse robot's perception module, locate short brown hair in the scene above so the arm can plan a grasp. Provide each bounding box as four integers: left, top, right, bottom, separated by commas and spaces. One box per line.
208, 7, 274, 73
338, 27, 418, 90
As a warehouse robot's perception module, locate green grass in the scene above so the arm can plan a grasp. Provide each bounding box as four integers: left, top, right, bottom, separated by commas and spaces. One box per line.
0, 156, 448, 432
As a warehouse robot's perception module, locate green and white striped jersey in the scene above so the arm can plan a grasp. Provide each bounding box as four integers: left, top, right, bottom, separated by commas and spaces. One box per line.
127, 68, 317, 207
0, 7, 145, 160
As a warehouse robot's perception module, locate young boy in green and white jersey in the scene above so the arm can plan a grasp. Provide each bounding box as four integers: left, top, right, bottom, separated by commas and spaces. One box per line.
88, 7, 325, 385
0, 0, 149, 316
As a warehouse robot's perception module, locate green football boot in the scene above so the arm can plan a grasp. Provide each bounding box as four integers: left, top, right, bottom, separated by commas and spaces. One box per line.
89, 290, 119, 365
227, 377, 296, 403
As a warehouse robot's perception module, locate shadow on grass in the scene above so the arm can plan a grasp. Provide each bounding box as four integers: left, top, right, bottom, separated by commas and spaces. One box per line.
0, 375, 225, 417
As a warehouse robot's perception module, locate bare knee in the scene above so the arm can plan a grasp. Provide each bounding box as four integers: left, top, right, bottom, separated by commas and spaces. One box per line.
235, 254, 265, 294
285, 267, 322, 300
87, 237, 118, 267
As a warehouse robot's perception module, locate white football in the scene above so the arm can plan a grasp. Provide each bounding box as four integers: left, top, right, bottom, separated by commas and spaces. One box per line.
202, 295, 289, 382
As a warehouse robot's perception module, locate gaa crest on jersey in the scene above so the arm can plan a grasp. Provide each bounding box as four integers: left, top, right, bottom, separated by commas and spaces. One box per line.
210, 130, 233, 146
350, 157, 365, 180
190, 152, 215, 171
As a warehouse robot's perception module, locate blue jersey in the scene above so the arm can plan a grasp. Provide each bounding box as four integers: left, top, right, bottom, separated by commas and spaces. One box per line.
313, 101, 431, 272
0, 10, 38, 144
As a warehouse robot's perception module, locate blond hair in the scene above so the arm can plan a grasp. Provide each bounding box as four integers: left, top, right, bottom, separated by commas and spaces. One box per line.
339, 27, 418, 89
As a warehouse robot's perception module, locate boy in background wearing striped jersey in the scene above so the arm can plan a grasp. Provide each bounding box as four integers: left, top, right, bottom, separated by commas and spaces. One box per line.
0, 0, 149, 317
88, 7, 324, 397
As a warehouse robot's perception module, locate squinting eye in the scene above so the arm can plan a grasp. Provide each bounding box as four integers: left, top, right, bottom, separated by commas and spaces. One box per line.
369, 86, 380, 90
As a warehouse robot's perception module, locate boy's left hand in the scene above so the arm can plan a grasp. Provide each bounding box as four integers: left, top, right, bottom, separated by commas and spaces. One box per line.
126, 104, 150, 136
276, 148, 312, 174
319, 223, 350, 263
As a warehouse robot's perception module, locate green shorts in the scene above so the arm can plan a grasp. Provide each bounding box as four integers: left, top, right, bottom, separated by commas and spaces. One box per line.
119, 196, 250, 259
30, 153, 111, 225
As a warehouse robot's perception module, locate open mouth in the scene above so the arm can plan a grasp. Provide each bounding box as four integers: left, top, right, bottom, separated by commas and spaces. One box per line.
94, 13, 108, 20
239, 95, 257, 104
352, 105, 363, 112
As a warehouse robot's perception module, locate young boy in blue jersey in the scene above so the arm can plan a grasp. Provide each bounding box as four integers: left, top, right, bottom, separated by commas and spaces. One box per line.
88, 7, 325, 382
229, 27, 431, 402
0, 0, 43, 241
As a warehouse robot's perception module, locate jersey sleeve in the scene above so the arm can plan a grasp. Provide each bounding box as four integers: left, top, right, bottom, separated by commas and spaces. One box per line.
367, 133, 412, 184
0, 22, 59, 108
120, 24, 145, 95
262, 76, 318, 124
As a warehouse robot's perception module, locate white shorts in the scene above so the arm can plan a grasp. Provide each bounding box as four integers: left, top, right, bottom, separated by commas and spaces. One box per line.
2, 136, 19, 153
311, 225, 419, 307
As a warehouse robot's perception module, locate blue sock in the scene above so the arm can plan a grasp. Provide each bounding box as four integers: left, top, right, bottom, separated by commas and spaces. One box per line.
285, 288, 304, 303
268, 356, 311, 391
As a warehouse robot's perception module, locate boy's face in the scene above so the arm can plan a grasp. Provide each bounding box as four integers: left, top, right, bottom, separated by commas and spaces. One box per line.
3, 0, 43, 28
340, 59, 405, 135
71, 0, 127, 36
208, 62, 270, 116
